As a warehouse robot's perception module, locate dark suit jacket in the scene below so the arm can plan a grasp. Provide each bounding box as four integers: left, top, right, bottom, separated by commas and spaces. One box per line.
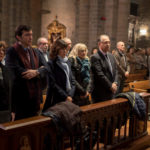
0, 63, 12, 122
35, 49, 49, 90
90, 50, 118, 102
5, 46, 48, 119
43, 57, 76, 111
36, 49, 49, 63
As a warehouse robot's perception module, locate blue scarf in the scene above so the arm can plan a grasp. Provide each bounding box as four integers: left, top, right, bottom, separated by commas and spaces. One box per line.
58, 56, 71, 92
76, 57, 90, 84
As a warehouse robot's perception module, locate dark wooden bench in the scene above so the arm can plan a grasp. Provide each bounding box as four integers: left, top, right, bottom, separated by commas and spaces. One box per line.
0, 94, 150, 150
123, 71, 147, 92
129, 80, 150, 93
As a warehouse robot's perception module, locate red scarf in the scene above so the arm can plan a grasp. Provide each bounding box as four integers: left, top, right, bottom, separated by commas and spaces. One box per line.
13, 42, 41, 111
13, 42, 39, 69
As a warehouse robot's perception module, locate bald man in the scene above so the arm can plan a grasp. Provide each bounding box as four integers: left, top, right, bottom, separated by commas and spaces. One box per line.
90, 35, 118, 102
113, 41, 130, 94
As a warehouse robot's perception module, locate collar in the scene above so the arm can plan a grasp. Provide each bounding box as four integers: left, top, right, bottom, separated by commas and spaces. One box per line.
38, 48, 44, 53
17, 42, 30, 51
1, 59, 5, 65
117, 49, 124, 56
99, 49, 108, 56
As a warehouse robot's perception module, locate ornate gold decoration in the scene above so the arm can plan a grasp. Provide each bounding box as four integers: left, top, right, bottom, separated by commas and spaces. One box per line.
47, 17, 66, 46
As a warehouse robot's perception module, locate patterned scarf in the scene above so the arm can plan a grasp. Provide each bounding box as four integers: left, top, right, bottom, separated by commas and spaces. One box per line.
76, 56, 90, 84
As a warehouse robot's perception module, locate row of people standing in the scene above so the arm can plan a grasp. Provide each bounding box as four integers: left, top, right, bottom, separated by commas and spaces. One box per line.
1, 24, 129, 122
126, 46, 148, 74
44, 35, 121, 109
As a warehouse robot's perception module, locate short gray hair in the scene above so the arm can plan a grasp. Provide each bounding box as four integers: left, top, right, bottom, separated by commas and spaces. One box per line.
99, 34, 109, 42
37, 37, 48, 45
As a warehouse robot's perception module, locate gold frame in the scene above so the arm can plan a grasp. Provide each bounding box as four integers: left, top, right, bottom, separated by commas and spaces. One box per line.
47, 19, 66, 46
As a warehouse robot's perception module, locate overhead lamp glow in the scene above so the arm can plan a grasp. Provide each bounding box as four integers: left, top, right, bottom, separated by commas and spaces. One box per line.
140, 29, 147, 36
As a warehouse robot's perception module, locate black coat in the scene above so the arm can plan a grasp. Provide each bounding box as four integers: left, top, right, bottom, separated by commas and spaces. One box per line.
35, 49, 49, 90
43, 57, 76, 111
90, 50, 118, 102
69, 57, 91, 106
0, 64, 12, 123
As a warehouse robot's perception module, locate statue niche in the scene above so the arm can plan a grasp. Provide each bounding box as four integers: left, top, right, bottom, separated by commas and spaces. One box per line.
47, 19, 66, 47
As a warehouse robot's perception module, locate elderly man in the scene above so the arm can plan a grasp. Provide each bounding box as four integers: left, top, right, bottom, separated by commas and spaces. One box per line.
6, 25, 48, 120
62, 37, 72, 56
37, 37, 49, 62
90, 34, 118, 102
113, 41, 130, 94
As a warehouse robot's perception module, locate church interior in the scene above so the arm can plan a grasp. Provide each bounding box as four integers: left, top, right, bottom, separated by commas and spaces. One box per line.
0, 0, 150, 150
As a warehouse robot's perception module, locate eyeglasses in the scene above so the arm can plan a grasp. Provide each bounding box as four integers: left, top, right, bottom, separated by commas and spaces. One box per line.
40, 43, 48, 45
101, 41, 111, 44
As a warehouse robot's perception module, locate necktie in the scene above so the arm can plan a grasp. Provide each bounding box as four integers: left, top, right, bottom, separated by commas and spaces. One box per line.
28, 49, 36, 69
24, 48, 30, 62
105, 54, 113, 75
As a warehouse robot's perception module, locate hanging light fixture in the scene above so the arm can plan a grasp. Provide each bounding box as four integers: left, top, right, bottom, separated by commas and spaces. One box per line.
139, 25, 148, 36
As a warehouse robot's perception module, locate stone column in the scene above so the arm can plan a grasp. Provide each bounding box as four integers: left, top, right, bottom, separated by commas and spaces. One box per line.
88, 0, 99, 52
77, 0, 89, 45
1, 0, 10, 43
30, 0, 42, 44
116, 0, 130, 44
104, 0, 119, 49
104, 0, 114, 37
9, 0, 16, 45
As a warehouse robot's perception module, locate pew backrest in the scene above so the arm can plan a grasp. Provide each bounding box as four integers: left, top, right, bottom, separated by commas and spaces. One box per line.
129, 80, 150, 93
123, 71, 147, 92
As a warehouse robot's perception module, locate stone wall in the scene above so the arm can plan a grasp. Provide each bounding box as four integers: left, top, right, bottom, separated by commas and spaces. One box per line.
41, 0, 76, 44
1, 0, 149, 50
1, 0, 41, 46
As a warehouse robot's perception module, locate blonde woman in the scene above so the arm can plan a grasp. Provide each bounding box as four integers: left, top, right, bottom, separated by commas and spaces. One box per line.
68, 43, 91, 106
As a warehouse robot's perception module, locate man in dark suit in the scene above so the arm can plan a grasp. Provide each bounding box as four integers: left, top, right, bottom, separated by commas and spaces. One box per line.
5, 25, 48, 120
36, 37, 50, 94
37, 37, 49, 62
90, 34, 118, 103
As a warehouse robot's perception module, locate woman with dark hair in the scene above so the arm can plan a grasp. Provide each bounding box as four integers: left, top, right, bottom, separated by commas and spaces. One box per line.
91, 47, 98, 55
43, 39, 75, 111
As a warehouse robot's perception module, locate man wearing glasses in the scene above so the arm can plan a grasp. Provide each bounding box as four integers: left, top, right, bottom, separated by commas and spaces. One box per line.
37, 37, 49, 62
90, 34, 118, 103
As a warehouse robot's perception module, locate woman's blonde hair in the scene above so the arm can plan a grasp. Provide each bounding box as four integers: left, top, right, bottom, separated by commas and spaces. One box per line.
68, 43, 88, 59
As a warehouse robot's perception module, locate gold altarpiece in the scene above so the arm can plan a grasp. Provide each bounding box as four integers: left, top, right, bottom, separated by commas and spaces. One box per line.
47, 19, 66, 47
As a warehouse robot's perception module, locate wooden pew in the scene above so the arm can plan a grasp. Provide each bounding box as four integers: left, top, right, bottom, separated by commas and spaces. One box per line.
129, 80, 150, 93
123, 71, 147, 92
0, 94, 150, 150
